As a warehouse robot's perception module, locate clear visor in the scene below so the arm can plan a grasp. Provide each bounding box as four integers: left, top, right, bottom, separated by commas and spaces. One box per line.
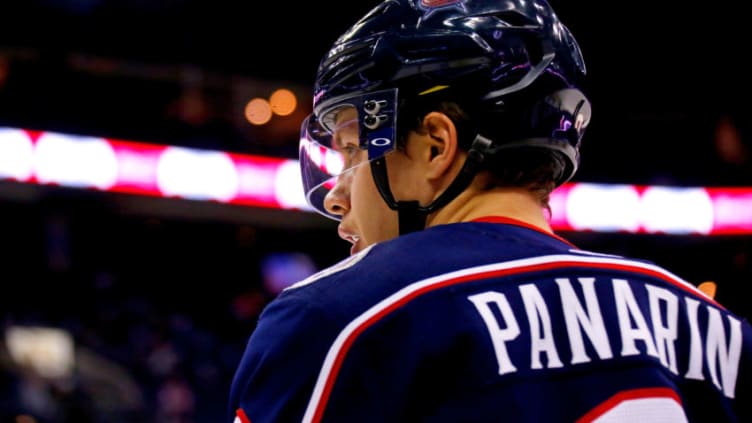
299, 89, 398, 220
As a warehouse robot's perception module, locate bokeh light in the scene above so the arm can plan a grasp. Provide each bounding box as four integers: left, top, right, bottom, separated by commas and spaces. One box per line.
269, 88, 297, 116
245, 98, 273, 125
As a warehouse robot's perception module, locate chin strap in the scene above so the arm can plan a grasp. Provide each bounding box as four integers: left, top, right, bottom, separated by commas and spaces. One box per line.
370, 134, 495, 235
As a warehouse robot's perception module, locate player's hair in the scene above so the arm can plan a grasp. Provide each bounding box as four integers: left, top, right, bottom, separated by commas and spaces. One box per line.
396, 87, 563, 208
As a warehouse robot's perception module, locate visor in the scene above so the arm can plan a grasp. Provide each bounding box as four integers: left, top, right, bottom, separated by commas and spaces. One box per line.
299, 88, 398, 220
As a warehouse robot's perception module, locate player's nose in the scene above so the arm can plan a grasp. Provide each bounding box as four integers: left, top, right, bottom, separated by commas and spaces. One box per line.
324, 174, 350, 217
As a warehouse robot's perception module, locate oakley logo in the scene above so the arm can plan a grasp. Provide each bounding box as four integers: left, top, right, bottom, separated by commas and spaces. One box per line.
370, 138, 391, 147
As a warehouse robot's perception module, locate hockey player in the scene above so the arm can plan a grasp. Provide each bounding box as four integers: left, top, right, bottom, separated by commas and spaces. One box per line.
229, 0, 752, 421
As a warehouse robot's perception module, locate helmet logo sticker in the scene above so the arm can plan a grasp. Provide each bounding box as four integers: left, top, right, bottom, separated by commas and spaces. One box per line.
418, 0, 467, 18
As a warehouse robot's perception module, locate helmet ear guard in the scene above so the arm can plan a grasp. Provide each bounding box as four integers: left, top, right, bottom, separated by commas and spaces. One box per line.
478, 86, 591, 184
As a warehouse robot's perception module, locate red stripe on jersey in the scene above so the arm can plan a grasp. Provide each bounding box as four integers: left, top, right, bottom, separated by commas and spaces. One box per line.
235, 408, 251, 423
576, 387, 682, 423
471, 215, 578, 248
307, 256, 719, 422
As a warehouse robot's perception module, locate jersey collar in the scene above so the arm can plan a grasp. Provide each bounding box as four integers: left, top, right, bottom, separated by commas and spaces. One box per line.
471, 216, 578, 248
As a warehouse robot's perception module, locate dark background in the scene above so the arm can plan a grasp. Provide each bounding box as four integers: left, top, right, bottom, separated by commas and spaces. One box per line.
0, 1, 750, 422
0, 0, 750, 185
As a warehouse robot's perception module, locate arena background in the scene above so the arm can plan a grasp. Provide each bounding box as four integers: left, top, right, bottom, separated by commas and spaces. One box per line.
0, 1, 750, 421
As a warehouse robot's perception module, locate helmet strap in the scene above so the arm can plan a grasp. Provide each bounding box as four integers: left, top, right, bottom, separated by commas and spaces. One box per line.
369, 134, 494, 236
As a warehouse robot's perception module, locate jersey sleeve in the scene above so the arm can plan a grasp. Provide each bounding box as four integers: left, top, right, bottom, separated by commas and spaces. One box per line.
228, 294, 339, 423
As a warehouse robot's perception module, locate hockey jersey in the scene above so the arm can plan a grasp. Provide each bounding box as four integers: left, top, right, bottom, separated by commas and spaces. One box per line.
229, 217, 752, 422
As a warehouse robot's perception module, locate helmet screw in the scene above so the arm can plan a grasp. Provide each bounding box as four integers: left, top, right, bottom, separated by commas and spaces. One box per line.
364, 114, 387, 130
364, 99, 387, 114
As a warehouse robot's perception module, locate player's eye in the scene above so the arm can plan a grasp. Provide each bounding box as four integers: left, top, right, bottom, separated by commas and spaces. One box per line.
341, 143, 363, 168
341, 144, 359, 156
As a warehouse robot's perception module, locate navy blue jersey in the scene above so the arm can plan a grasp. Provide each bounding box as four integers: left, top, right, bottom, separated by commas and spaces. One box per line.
229, 218, 752, 422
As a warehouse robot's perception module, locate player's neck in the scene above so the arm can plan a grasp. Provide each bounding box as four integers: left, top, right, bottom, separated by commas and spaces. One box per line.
425, 185, 553, 234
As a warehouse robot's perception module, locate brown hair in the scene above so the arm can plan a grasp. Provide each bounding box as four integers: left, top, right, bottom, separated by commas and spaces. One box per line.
397, 97, 561, 208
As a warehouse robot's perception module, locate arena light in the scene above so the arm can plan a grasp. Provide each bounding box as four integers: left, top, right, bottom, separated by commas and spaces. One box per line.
640, 187, 714, 235
5, 326, 75, 379
562, 183, 642, 233
156, 146, 239, 201
270, 88, 297, 116
0, 127, 34, 181
553, 184, 752, 235
0, 126, 750, 235
35, 132, 118, 189
245, 98, 273, 125
0, 126, 309, 211
707, 188, 752, 235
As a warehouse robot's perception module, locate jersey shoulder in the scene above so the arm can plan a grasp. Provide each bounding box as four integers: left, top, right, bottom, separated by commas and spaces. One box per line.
280, 221, 580, 301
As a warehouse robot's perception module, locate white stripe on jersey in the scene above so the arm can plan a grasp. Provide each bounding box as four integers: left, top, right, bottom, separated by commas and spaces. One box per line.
285, 244, 375, 291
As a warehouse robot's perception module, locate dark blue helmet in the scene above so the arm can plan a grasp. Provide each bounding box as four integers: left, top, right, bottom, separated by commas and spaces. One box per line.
300, 0, 590, 230
316, 0, 586, 100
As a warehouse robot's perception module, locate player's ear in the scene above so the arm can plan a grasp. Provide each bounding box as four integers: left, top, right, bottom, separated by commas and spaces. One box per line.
422, 111, 459, 180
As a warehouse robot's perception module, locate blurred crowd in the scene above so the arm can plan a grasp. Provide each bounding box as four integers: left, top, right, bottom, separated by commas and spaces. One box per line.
0, 202, 342, 422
